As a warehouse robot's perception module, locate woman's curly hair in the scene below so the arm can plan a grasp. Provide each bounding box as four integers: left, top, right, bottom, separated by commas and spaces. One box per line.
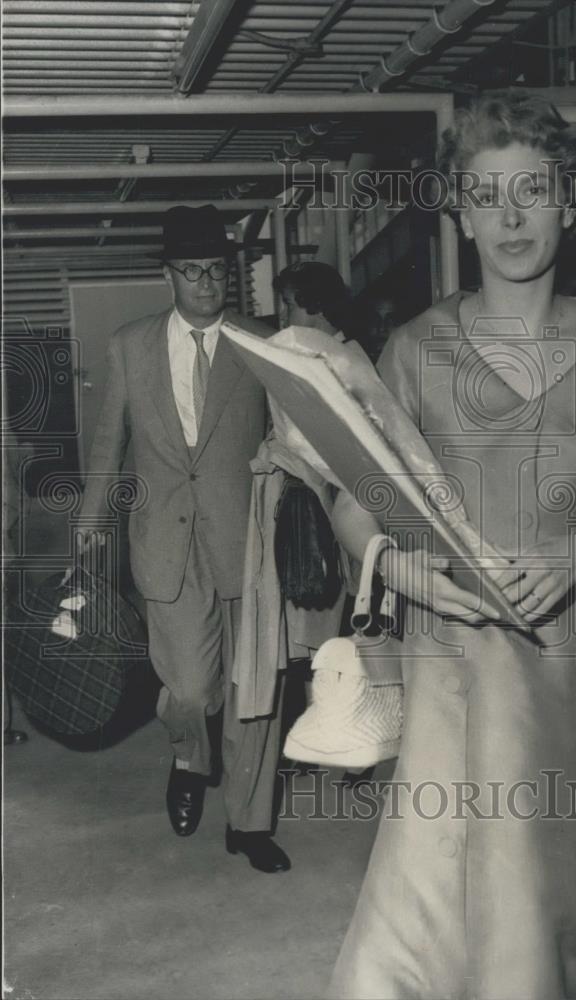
437, 90, 576, 217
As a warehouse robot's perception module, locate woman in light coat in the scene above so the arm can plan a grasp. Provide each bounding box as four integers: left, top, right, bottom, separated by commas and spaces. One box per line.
234, 263, 379, 720
329, 92, 576, 999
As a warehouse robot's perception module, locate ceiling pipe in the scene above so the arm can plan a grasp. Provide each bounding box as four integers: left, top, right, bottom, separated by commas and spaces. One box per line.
363, 0, 500, 87
3, 161, 327, 181
1, 92, 455, 117
278, 0, 501, 158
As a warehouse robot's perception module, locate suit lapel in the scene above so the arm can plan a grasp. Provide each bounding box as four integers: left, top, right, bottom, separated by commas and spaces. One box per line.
192, 311, 244, 466
142, 310, 190, 461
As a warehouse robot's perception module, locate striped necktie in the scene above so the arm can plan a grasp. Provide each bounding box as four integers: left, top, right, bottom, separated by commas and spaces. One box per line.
189, 328, 210, 429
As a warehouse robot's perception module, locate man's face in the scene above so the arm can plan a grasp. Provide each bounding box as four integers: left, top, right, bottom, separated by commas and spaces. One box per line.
459, 142, 574, 285
164, 257, 229, 326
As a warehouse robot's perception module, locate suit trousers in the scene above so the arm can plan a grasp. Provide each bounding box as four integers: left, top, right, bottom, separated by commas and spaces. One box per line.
146, 523, 283, 832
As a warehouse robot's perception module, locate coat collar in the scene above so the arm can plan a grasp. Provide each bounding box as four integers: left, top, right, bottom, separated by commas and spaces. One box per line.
142, 310, 189, 458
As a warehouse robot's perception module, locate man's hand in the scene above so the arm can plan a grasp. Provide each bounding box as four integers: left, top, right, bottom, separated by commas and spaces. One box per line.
62, 529, 106, 584
379, 548, 502, 623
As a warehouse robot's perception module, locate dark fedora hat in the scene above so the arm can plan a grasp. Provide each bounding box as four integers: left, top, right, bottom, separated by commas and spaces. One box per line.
161, 204, 235, 260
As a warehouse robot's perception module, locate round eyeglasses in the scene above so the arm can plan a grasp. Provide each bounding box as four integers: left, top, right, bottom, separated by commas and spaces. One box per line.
167, 261, 229, 283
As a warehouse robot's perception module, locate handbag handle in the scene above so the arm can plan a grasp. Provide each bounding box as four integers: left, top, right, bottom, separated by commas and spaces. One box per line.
350, 533, 398, 636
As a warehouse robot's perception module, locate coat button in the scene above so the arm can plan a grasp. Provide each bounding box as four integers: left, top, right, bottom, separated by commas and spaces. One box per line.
443, 674, 463, 695
438, 837, 457, 858
189, 473, 197, 482
179, 516, 187, 524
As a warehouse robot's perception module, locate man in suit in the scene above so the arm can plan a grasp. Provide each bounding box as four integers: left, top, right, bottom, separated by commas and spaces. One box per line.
79, 204, 290, 873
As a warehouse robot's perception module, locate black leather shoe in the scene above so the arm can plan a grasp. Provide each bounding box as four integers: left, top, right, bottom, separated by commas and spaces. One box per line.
166, 761, 207, 837
225, 825, 291, 873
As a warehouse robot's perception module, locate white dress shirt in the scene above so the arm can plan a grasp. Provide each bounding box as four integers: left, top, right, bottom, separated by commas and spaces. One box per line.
167, 308, 222, 447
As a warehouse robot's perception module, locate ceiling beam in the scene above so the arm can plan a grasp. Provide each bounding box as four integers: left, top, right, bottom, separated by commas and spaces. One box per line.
3, 199, 276, 216
241, 209, 269, 245
3, 240, 317, 257
173, 0, 249, 95
3, 244, 175, 257
3, 228, 310, 251
201, 0, 354, 161
2, 92, 452, 117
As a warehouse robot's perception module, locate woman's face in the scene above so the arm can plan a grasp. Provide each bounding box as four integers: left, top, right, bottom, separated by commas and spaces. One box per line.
459, 142, 574, 285
281, 287, 314, 328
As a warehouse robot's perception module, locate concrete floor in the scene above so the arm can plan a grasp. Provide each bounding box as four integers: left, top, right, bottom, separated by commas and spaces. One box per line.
4, 698, 388, 1000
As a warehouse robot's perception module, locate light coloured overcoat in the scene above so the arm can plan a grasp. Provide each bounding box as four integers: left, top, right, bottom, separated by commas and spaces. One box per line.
331, 293, 576, 999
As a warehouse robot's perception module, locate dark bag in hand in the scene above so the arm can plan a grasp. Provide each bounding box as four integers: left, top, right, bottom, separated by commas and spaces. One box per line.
274, 474, 342, 611
4, 568, 148, 736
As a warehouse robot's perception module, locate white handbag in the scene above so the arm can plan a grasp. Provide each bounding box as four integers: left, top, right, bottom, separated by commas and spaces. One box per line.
283, 535, 404, 769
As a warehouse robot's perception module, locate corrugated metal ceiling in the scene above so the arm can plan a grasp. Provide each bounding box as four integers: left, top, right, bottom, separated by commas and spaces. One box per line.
2, 0, 556, 96
3, 0, 197, 94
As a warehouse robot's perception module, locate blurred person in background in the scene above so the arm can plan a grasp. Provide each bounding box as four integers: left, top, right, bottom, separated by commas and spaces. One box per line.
234, 263, 381, 771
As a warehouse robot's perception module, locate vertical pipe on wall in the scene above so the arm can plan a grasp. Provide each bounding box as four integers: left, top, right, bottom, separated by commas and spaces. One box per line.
335, 207, 351, 287
272, 208, 288, 275
436, 93, 459, 297
439, 201, 460, 297
272, 207, 288, 324
235, 250, 248, 316
235, 224, 248, 315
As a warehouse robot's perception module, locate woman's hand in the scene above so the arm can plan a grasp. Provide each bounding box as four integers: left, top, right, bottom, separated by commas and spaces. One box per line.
497, 540, 574, 623
379, 547, 502, 623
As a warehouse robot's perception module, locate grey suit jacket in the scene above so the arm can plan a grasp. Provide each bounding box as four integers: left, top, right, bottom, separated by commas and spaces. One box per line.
80, 307, 269, 602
